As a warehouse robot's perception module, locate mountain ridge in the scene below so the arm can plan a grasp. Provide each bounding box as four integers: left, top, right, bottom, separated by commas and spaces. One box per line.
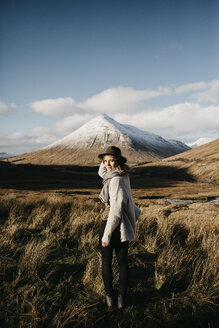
8, 114, 190, 165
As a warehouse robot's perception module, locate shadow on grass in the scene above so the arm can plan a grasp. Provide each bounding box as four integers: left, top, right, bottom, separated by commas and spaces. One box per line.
130, 165, 195, 189
0, 162, 102, 190
128, 252, 160, 307
0, 162, 195, 191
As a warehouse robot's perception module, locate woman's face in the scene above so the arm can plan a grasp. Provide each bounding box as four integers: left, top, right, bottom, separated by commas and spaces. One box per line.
103, 155, 118, 171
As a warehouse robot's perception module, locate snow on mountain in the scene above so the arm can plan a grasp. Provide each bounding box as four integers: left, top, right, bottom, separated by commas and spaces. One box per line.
45, 114, 129, 149
45, 114, 189, 156
187, 138, 215, 148
9, 114, 190, 165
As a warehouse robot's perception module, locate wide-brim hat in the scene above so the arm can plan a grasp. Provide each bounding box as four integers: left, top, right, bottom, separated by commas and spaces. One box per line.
98, 146, 127, 164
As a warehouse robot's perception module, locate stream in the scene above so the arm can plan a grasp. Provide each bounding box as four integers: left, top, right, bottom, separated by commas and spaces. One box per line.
164, 196, 219, 205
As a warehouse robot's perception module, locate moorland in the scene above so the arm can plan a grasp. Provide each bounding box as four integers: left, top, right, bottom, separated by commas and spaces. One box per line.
0, 161, 218, 327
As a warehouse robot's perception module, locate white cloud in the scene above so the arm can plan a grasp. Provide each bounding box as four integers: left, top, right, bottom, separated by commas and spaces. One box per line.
0, 101, 16, 115
55, 114, 94, 134
0, 114, 95, 154
0, 101, 8, 114
28, 80, 219, 119
113, 102, 219, 138
30, 97, 80, 116
29, 87, 171, 116
175, 81, 207, 94
0, 128, 58, 155
79, 86, 171, 113
192, 79, 219, 103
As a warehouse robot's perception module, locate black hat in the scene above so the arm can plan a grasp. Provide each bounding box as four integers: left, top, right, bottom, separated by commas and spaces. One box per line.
98, 146, 127, 163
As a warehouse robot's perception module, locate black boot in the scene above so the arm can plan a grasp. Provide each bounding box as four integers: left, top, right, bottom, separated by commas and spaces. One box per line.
105, 294, 114, 308
117, 294, 125, 309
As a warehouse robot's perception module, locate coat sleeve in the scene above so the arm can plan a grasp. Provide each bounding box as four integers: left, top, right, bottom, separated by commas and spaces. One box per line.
102, 177, 128, 244
98, 161, 107, 178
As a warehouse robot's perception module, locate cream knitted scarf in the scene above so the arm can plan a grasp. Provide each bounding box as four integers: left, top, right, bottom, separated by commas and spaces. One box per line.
99, 169, 120, 205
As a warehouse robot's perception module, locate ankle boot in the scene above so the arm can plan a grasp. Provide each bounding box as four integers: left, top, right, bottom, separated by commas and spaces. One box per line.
105, 294, 114, 308
117, 294, 125, 309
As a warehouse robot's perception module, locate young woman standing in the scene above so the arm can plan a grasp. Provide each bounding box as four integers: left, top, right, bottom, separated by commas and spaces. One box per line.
98, 146, 141, 309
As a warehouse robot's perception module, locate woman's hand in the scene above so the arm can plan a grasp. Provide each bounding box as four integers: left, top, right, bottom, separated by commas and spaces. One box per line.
102, 241, 109, 247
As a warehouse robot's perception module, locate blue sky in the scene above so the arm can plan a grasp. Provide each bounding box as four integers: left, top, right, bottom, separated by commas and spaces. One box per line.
1, 0, 219, 154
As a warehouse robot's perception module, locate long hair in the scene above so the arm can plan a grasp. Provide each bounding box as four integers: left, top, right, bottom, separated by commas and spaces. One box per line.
116, 161, 130, 176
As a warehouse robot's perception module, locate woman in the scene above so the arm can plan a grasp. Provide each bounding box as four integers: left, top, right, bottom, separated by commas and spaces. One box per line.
98, 146, 141, 309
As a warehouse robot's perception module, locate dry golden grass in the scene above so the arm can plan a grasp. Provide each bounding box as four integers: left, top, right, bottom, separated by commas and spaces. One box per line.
0, 191, 218, 327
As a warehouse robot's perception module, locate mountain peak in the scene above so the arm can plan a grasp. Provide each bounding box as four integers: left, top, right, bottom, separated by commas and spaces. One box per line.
88, 113, 118, 126
9, 114, 190, 165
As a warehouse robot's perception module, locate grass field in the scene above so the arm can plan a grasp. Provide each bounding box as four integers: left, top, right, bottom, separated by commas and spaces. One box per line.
0, 186, 218, 328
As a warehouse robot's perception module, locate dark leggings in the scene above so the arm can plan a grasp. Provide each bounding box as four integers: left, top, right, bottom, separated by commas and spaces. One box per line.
99, 220, 129, 296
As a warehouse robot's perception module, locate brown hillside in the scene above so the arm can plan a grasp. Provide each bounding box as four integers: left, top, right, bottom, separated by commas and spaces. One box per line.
164, 138, 219, 161
144, 138, 219, 183
7, 145, 161, 166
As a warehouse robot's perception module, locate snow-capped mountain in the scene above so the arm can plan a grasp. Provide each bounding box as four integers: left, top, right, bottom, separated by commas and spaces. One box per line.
45, 114, 189, 155
187, 138, 215, 148
8, 114, 190, 165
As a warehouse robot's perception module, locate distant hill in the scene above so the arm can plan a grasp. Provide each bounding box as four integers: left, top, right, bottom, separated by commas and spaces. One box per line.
142, 138, 219, 184
8, 114, 190, 166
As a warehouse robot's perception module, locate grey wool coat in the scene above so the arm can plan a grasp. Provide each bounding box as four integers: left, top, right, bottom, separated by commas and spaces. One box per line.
98, 162, 141, 244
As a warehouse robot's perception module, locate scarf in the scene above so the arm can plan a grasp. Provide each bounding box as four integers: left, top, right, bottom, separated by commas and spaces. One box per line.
99, 169, 120, 205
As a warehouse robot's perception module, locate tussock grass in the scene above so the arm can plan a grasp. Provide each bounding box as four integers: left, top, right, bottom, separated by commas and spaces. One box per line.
0, 193, 218, 327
